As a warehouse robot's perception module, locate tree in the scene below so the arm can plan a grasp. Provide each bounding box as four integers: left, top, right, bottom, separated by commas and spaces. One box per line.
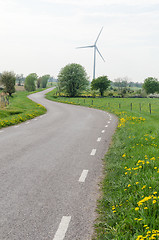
143, 77, 159, 94
91, 76, 110, 96
41, 75, 50, 88
58, 63, 89, 97
16, 74, 24, 86
0, 71, 16, 96
24, 73, 37, 91
37, 77, 41, 89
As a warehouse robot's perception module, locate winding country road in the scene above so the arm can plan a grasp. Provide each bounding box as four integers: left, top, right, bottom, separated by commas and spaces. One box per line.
0, 88, 118, 240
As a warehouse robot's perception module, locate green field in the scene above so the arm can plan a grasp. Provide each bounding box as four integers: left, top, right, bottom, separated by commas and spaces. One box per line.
0, 91, 46, 128
46, 90, 159, 240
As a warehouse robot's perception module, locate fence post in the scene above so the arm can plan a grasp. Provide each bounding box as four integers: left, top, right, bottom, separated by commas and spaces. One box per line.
149, 103, 151, 114
119, 103, 121, 109
84, 99, 85, 104
131, 103, 132, 111
139, 103, 141, 112
108, 103, 110, 107
92, 100, 93, 105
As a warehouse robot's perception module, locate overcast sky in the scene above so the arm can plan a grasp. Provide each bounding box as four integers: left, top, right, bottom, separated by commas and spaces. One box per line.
0, 0, 159, 82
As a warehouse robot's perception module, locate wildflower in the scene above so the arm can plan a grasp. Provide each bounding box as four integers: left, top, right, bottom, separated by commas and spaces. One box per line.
136, 182, 139, 185
135, 207, 139, 211
136, 235, 143, 240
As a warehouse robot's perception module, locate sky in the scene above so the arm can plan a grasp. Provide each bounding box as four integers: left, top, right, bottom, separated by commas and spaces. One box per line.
0, 0, 159, 82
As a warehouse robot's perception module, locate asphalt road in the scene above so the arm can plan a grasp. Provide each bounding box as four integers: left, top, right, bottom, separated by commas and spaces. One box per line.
0, 88, 118, 240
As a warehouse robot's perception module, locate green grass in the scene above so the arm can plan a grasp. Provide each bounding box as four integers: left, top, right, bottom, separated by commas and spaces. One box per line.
46, 90, 159, 240
0, 91, 46, 128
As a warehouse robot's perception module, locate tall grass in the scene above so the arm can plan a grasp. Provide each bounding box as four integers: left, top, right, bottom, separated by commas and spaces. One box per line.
46, 90, 159, 240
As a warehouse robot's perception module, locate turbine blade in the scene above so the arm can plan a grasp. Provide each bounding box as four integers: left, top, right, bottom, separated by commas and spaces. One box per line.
96, 46, 105, 62
95, 27, 104, 44
76, 45, 94, 49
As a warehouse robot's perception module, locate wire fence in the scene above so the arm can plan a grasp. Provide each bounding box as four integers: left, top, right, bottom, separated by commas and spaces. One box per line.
67, 98, 157, 115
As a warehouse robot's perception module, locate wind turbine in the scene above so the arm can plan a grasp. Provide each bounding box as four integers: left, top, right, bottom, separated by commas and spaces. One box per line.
77, 27, 105, 80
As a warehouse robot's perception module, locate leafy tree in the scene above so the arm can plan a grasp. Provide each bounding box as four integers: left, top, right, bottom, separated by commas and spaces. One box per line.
16, 74, 24, 86
91, 76, 110, 96
37, 75, 50, 88
24, 73, 37, 91
37, 77, 41, 88
41, 75, 50, 88
58, 63, 89, 97
0, 71, 16, 96
143, 77, 159, 94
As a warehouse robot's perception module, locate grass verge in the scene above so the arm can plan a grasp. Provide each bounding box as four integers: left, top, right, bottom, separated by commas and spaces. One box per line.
46, 90, 159, 240
0, 91, 46, 129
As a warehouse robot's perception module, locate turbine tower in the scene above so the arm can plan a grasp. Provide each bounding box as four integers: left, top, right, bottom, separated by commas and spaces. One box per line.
77, 27, 105, 80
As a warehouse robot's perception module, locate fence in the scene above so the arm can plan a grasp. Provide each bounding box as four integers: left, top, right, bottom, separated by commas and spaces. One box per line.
72, 98, 155, 115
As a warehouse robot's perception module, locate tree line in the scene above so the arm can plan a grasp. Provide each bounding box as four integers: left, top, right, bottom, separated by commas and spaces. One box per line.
0, 72, 53, 96
0, 64, 158, 97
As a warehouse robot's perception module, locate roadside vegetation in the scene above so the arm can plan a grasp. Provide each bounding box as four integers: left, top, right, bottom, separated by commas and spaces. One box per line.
0, 90, 46, 129
0, 71, 57, 129
46, 88, 159, 240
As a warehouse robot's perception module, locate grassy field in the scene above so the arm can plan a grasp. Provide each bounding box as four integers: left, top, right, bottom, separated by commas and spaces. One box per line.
0, 91, 46, 129
46, 90, 159, 240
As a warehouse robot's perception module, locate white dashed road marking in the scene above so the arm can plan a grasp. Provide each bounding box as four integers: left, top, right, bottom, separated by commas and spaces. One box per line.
14, 125, 19, 128
102, 130, 105, 133
105, 125, 108, 128
97, 137, 101, 142
0, 130, 4, 133
25, 122, 30, 125
108, 121, 110, 124
53, 216, 71, 240
90, 149, 96, 156
79, 170, 89, 182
